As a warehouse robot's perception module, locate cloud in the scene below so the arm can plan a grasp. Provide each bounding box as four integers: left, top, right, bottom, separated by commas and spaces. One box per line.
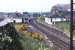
0, 0, 70, 12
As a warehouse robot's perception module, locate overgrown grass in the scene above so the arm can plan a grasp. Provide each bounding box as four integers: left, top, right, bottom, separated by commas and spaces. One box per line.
19, 33, 51, 50
54, 22, 70, 33
15, 23, 44, 41
15, 23, 51, 50
37, 16, 45, 22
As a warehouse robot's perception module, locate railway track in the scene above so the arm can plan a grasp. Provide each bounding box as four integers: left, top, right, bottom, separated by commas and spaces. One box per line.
29, 19, 75, 50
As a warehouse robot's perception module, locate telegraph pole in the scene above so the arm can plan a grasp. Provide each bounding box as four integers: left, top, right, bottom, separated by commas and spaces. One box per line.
70, 0, 74, 50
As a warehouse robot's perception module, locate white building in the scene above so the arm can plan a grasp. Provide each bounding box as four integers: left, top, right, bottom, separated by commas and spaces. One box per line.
0, 17, 22, 27
13, 18, 22, 23
45, 17, 66, 24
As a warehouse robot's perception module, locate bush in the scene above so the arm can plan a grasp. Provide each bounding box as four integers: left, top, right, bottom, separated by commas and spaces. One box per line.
31, 32, 43, 41
15, 23, 28, 32
19, 34, 51, 50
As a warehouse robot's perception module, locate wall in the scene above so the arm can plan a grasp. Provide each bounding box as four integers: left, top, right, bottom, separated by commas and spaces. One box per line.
52, 18, 66, 22
45, 17, 66, 24
45, 17, 52, 24
13, 18, 22, 23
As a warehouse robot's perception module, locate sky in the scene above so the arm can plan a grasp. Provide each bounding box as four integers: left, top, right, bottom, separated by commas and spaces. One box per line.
0, 0, 70, 12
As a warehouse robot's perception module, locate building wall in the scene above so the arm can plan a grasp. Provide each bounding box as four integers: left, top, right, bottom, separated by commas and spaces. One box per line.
45, 17, 52, 24
13, 18, 22, 23
45, 17, 66, 24
0, 18, 23, 27
52, 18, 66, 22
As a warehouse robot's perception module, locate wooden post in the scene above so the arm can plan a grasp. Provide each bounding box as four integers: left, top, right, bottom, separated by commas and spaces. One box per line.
70, 0, 73, 50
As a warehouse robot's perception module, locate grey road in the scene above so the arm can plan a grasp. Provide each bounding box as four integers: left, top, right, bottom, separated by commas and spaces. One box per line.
29, 19, 75, 50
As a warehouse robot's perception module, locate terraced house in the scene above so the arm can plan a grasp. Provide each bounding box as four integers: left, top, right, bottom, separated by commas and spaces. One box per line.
45, 4, 75, 24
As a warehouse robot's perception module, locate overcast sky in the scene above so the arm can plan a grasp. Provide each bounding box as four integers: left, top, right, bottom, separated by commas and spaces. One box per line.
0, 0, 70, 12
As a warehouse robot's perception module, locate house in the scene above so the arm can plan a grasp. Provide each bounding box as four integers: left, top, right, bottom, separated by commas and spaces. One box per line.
45, 4, 75, 24
12, 18, 22, 23
8, 12, 23, 18
0, 17, 13, 27
51, 4, 75, 21
45, 16, 66, 24
0, 17, 23, 27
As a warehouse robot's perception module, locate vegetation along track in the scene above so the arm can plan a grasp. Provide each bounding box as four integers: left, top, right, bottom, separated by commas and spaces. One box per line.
0, 23, 23, 50
29, 19, 75, 50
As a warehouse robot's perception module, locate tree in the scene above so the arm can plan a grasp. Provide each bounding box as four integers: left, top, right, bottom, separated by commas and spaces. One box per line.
0, 23, 23, 50
23, 12, 29, 14
33, 13, 41, 17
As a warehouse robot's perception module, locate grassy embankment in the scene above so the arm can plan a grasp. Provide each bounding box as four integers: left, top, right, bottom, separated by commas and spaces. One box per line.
54, 22, 70, 33
37, 17, 71, 36
15, 23, 51, 50
37, 17, 69, 32
54, 22, 75, 38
